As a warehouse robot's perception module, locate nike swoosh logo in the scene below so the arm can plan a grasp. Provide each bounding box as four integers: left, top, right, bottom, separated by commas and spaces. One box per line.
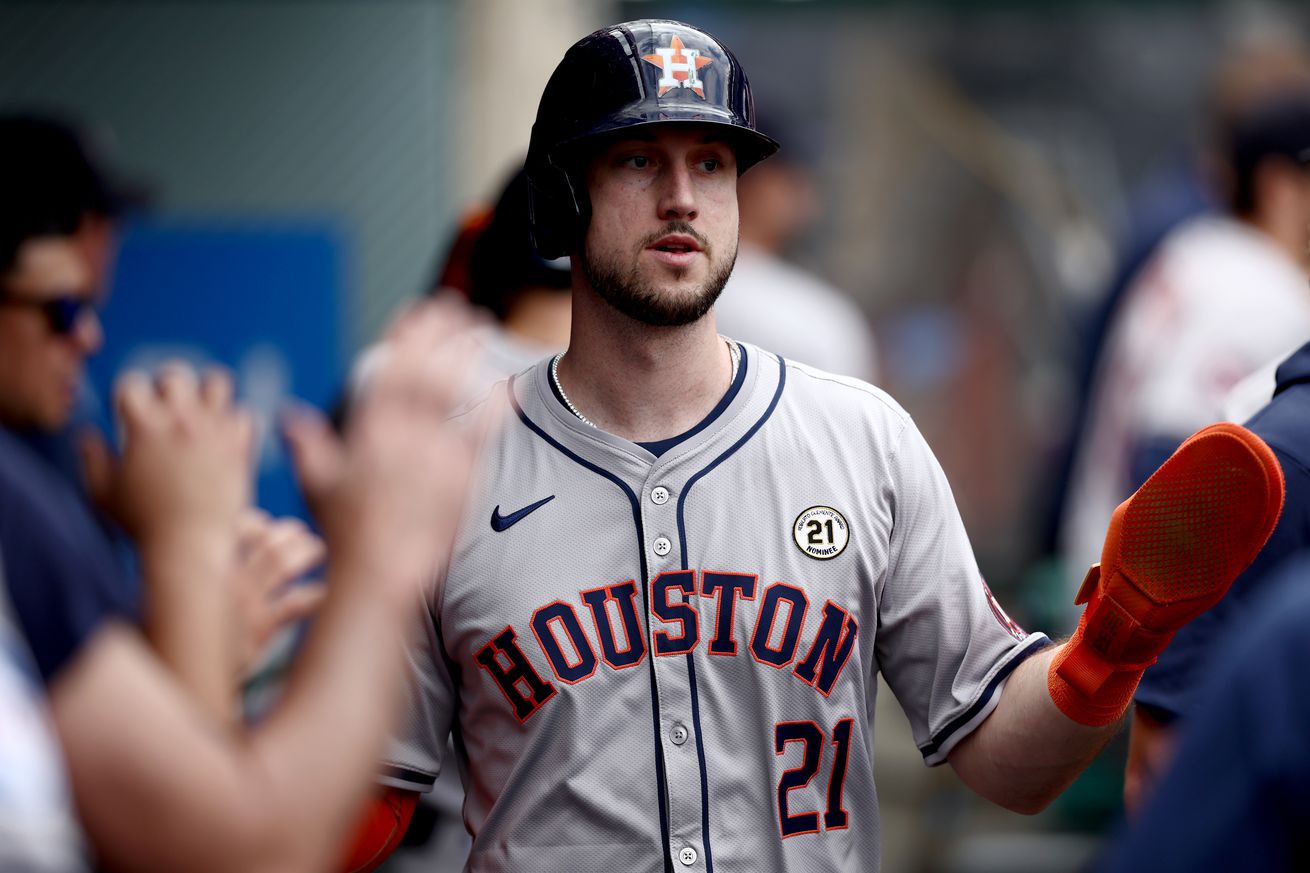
490, 495, 556, 532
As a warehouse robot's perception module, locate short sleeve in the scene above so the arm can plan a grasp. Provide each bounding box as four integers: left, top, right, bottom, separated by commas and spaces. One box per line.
874, 419, 1049, 764
379, 594, 460, 793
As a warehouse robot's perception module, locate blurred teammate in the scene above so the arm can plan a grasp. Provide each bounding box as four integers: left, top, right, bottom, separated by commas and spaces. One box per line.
347, 166, 572, 428
1061, 91, 1310, 594
2, 303, 483, 873
0, 115, 324, 713
1099, 550, 1310, 871
0, 112, 488, 873
345, 167, 572, 873
0, 116, 124, 480
1122, 338, 1310, 810
715, 118, 877, 381
1044, 34, 1310, 571
454, 166, 572, 379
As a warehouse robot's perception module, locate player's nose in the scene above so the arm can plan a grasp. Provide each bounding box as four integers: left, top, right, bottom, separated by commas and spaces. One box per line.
657, 163, 698, 222
71, 307, 103, 355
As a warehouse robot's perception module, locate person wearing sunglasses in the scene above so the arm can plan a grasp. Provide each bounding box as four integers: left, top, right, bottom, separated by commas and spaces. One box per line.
0, 113, 120, 441
0, 291, 100, 340
0, 241, 105, 434
0, 113, 494, 873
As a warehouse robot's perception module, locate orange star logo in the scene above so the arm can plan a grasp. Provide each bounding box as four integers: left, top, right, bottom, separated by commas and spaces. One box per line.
641, 35, 713, 98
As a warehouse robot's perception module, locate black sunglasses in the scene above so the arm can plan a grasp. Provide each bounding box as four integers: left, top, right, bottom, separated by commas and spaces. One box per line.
0, 292, 99, 335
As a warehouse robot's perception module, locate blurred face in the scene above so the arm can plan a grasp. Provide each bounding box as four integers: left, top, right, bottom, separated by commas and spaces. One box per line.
581, 125, 739, 327
0, 233, 104, 430
737, 161, 819, 252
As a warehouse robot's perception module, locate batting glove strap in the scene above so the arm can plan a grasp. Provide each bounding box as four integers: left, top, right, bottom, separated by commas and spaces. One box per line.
1074, 564, 1180, 668
1047, 641, 1144, 727
1047, 582, 1164, 727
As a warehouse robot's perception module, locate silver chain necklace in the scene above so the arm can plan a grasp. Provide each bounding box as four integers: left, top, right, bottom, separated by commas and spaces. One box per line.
551, 339, 740, 429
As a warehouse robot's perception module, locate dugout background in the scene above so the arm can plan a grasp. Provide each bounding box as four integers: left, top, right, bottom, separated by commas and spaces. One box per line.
4, 1, 1308, 870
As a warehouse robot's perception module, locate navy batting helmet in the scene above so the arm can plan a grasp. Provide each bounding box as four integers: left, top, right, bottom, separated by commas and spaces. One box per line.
526, 19, 779, 259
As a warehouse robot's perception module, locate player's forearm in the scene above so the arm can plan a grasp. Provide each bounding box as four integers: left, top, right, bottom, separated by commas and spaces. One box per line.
948, 644, 1121, 814
245, 565, 417, 864
138, 528, 241, 724
54, 624, 327, 873
57, 575, 416, 873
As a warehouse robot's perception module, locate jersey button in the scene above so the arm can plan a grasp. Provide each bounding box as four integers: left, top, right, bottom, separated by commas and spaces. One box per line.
679, 847, 698, 866
653, 536, 672, 557
670, 724, 688, 746
651, 486, 670, 505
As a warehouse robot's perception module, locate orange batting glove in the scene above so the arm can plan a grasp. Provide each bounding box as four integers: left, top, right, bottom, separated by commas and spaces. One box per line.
1049, 422, 1285, 726
341, 788, 420, 873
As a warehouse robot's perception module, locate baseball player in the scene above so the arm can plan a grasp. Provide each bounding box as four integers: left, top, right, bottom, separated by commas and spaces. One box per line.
344, 20, 1285, 873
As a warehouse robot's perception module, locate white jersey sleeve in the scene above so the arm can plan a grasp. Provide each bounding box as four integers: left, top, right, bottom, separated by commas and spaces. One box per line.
380, 592, 460, 793
874, 408, 1048, 765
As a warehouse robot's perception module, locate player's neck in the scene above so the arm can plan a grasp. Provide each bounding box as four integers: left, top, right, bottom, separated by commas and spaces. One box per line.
557, 289, 734, 443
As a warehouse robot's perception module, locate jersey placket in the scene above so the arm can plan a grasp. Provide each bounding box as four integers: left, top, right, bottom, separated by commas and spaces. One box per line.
640, 469, 707, 871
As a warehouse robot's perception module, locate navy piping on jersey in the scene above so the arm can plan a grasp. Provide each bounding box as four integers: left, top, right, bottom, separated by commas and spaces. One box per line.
546, 343, 748, 460
638, 343, 747, 457
917, 634, 1052, 761
675, 348, 786, 873
508, 376, 675, 873
380, 764, 436, 789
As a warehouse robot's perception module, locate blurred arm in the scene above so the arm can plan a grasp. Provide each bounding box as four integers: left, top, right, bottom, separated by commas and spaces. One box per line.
1122, 705, 1177, 815
51, 300, 482, 873
52, 566, 414, 873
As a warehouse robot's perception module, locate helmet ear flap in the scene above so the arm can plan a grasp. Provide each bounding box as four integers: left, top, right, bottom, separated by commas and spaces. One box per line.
527, 153, 587, 261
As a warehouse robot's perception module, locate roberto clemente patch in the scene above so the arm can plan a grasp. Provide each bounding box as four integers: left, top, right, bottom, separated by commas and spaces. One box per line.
793, 506, 850, 560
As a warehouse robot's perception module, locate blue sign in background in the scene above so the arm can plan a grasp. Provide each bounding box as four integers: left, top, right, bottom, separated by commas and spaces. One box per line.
87, 218, 348, 521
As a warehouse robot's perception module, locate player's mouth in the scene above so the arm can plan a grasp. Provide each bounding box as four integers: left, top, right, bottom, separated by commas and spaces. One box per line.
647, 234, 702, 268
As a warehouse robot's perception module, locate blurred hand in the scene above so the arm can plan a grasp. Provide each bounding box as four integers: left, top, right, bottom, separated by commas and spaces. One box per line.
284, 299, 488, 602
231, 509, 327, 678
1123, 707, 1178, 816
85, 364, 253, 555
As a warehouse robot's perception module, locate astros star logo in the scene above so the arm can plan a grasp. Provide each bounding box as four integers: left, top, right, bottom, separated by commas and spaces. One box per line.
642, 35, 713, 98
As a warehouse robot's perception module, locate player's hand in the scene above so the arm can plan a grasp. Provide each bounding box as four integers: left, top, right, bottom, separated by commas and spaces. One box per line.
1123, 707, 1177, 816
285, 299, 488, 602
230, 509, 327, 678
93, 364, 254, 555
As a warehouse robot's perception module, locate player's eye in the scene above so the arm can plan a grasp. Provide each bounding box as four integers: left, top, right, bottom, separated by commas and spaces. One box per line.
696, 158, 722, 173
622, 155, 652, 169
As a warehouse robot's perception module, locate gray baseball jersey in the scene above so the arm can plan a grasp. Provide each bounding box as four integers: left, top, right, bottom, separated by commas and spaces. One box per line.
382, 341, 1048, 873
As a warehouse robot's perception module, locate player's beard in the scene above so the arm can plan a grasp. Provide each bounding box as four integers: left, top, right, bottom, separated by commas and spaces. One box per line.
582, 221, 737, 327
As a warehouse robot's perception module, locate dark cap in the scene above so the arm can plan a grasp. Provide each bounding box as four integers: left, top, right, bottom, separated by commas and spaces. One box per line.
0, 113, 137, 271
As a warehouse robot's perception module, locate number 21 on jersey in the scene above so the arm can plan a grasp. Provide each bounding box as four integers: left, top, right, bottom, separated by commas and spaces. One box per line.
775, 717, 854, 837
